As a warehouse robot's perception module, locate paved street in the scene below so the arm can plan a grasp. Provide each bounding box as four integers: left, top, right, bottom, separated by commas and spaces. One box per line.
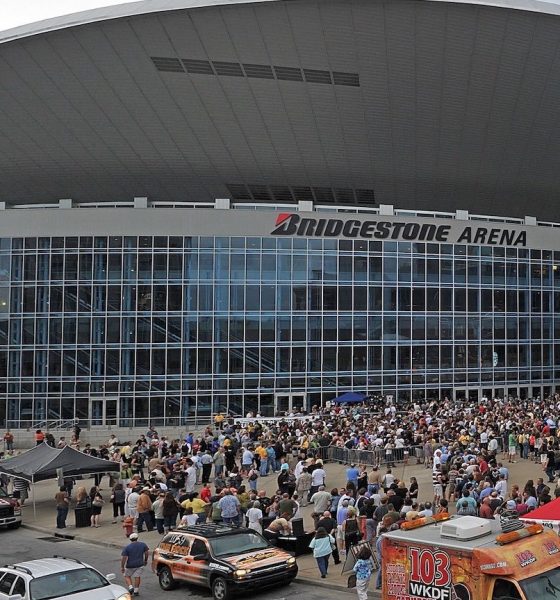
2, 528, 355, 600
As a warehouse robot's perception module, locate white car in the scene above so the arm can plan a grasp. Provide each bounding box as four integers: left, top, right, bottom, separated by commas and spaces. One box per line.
0, 557, 131, 600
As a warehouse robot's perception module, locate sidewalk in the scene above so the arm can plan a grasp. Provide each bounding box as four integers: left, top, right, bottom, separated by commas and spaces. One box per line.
17, 453, 543, 595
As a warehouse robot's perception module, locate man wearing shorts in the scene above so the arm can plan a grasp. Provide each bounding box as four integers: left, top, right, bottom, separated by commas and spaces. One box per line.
121, 532, 149, 596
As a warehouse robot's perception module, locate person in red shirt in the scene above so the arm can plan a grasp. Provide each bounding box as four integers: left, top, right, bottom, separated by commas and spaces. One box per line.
479, 497, 494, 519
34, 429, 45, 445
477, 456, 489, 475
200, 483, 212, 503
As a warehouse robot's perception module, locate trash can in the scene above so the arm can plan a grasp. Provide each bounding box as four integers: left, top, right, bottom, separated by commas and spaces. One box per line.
74, 505, 92, 528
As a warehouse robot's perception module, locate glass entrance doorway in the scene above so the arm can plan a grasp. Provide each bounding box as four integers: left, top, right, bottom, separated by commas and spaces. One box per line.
453, 388, 481, 402
454, 389, 467, 402
89, 397, 119, 426
274, 393, 306, 415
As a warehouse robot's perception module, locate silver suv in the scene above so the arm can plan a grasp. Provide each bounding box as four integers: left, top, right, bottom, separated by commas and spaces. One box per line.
0, 556, 130, 600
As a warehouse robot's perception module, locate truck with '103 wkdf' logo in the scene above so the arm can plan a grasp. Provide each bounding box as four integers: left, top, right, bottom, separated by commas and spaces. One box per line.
380, 513, 560, 600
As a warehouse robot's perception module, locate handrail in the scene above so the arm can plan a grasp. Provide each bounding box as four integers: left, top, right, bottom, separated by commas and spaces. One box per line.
11, 417, 212, 431
31, 418, 79, 431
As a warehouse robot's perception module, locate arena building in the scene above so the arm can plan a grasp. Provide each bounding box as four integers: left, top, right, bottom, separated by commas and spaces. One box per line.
1, 0, 560, 429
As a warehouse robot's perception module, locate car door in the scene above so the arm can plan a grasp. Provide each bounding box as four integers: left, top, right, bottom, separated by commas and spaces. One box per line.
187, 538, 211, 587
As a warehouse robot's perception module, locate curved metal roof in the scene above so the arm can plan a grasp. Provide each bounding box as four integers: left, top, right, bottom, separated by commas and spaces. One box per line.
1, 0, 560, 219
3, 0, 560, 43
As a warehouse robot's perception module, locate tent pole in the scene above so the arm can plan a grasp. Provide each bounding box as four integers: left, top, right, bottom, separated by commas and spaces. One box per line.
32, 474, 36, 521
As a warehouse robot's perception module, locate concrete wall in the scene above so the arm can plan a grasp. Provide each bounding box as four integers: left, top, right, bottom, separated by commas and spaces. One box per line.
4, 425, 212, 451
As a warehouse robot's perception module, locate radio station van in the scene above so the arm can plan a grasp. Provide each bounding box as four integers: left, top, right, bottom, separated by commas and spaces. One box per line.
381, 514, 560, 600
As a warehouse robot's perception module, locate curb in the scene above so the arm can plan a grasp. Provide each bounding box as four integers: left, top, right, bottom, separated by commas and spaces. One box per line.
22, 523, 125, 551
22, 523, 380, 596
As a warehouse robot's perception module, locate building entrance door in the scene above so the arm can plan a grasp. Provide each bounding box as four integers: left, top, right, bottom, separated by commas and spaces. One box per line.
274, 393, 306, 415
468, 388, 481, 403
89, 397, 119, 427
454, 389, 467, 402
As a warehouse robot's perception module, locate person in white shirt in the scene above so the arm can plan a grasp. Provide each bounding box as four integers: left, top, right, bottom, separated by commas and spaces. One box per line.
381, 469, 395, 491
291, 494, 303, 520
418, 502, 433, 518
311, 465, 326, 488
185, 460, 197, 493
294, 459, 306, 479
309, 463, 326, 499
246, 501, 263, 534
495, 474, 507, 499
338, 491, 356, 508
126, 488, 139, 519
242, 448, 254, 472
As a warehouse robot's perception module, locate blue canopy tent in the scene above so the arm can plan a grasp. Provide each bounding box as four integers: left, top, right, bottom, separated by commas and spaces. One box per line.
332, 392, 367, 404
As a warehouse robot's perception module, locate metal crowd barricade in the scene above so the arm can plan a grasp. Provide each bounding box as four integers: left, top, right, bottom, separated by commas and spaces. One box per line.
326, 445, 421, 466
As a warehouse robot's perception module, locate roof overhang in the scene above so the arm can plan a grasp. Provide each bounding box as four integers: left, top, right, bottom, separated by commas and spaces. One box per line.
3, 0, 560, 46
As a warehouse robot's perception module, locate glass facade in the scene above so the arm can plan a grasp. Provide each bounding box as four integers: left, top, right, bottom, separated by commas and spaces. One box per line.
1, 232, 560, 427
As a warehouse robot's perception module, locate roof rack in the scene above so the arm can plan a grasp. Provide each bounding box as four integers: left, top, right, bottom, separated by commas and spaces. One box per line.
171, 524, 239, 537
4, 565, 33, 577
52, 556, 85, 565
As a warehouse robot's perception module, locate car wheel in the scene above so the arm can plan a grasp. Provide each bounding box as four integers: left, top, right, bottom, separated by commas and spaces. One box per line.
7, 522, 21, 529
212, 576, 230, 600
158, 567, 177, 591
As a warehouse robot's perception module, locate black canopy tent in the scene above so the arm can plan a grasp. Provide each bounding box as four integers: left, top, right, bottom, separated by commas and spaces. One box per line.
0, 442, 119, 517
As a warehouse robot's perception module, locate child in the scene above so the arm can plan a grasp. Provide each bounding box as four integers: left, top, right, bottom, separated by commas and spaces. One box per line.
353, 545, 373, 600
180, 507, 199, 527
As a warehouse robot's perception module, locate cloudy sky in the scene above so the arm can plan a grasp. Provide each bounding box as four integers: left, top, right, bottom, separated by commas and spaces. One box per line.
0, 1, 138, 31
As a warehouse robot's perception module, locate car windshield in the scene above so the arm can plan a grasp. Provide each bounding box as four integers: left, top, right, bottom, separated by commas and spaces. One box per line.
209, 533, 270, 557
520, 567, 560, 598
30, 568, 109, 600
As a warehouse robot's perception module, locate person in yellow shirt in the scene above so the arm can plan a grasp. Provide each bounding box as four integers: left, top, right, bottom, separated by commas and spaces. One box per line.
181, 493, 209, 524
256, 444, 269, 476
214, 413, 224, 430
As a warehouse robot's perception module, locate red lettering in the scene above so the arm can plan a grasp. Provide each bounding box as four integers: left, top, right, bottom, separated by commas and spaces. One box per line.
409, 547, 452, 588
434, 551, 451, 587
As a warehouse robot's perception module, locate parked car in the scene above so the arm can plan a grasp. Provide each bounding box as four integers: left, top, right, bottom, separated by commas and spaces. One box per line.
152, 524, 298, 600
0, 487, 22, 530
0, 556, 130, 600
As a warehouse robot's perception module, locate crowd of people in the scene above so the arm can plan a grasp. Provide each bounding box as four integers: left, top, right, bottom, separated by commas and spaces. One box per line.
3, 394, 560, 597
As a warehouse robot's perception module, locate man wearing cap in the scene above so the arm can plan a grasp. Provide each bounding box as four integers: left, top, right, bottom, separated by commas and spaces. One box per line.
121, 533, 149, 596
295, 467, 312, 506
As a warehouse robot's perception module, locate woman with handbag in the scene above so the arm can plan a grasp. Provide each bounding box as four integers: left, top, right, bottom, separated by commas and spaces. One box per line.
90, 488, 105, 528
111, 483, 126, 523
342, 507, 361, 552
309, 527, 335, 579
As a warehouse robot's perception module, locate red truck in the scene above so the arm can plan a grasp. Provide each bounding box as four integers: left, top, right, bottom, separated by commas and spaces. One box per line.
0, 487, 22, 529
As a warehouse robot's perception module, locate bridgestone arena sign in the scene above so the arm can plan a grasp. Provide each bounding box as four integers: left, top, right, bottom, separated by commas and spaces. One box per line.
271, 213, 528, 247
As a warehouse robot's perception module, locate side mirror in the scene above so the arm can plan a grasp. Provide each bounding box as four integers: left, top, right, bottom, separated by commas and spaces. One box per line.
191, 553, 208, 561
105, 573, 116, 582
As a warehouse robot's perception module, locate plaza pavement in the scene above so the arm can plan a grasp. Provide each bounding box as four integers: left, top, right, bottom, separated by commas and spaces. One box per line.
15, 450, 553, 595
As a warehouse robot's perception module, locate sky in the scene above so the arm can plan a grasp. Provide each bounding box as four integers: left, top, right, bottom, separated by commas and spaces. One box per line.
0, 0, 138, 32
